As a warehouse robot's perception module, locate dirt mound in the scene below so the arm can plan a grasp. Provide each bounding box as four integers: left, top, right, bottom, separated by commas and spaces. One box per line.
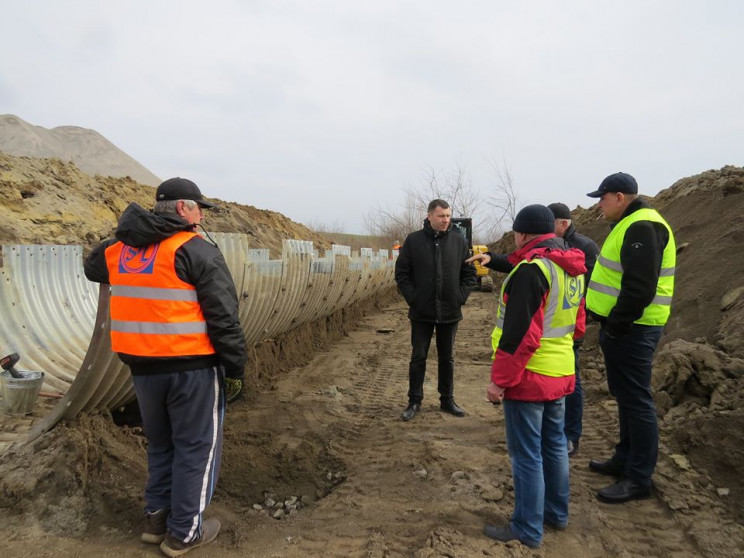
0, 114, 162, 186
0, 152, 331, 257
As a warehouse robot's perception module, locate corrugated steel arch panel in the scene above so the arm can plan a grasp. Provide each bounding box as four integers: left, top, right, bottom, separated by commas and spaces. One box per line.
328, 254, 360, 316
239, 250, 283, 347
292, 253, 333, 327
1, 239, 397, 454
209, 232, 249, 290
307, 251, 347, 322
0, 245, 97, 392
260, 240, 313, 340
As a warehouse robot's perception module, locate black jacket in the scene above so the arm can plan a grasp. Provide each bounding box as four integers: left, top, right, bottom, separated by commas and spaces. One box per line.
84, 203, 248, 378
485, 226, 599, 280
394, 219, 476, 323
563, 224, 600, 281
589, 198, 671, 337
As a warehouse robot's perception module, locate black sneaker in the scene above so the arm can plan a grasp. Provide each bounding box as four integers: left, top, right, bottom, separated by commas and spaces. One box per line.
141, 508, 168, 544
160, 518, 221, 557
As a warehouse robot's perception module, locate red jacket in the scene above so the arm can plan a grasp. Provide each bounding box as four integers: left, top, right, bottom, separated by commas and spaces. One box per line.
492, 234, 587, 401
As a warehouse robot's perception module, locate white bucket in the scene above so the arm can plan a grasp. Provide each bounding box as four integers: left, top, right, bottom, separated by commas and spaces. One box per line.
0, 370, 45, 416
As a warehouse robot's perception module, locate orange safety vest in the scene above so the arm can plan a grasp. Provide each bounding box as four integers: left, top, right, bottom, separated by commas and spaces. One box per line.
104, 231, 216, 357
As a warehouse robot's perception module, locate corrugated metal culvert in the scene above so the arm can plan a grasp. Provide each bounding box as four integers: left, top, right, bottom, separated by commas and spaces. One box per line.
0, 235, 395, 453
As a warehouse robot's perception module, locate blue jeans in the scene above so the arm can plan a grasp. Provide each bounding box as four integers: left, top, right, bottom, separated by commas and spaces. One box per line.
564, 343, 583, 443
503, 398, 569, 546
600, 324, 663, 486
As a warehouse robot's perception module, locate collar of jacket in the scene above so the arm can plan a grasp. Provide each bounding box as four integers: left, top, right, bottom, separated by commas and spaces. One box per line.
508, 234, 587, 277
507, 233, 556, 266
423, 218, 450, 238
612, 197, 651, 227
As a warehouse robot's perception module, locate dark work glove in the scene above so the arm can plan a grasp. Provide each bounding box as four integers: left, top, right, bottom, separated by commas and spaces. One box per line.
224, 376, 244, 404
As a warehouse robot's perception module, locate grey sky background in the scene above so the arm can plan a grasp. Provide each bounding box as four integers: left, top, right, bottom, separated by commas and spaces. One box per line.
2, 1, 742, 236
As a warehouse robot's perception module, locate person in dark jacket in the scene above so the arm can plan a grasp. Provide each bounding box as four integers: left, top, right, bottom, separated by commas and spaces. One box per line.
482, 204, 586, 548
84, 177, 247, 556
584, 172, 676, 504
394, 199, 476, 421
466, 203, 597, 457
547, 203, 599, 458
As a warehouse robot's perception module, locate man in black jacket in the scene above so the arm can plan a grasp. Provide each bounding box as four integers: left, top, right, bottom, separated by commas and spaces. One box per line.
547, 203, 599, 458
394, 199, 476, 421
84, 177, 247, 556
584, 172, 676, 504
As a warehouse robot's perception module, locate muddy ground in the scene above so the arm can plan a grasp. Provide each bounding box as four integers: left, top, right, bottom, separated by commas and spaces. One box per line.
2, 291, 742, 558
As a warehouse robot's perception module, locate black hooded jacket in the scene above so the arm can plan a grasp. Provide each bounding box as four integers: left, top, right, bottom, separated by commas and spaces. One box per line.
394, 219, 476, 323
84, 203, 247, 378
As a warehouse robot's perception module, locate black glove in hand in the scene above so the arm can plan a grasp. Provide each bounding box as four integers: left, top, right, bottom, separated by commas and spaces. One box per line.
225, 376, 244, 404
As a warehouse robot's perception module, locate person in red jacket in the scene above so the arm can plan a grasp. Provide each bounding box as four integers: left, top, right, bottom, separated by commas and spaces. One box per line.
482, 205, 586, 549
84, 178, 247, 557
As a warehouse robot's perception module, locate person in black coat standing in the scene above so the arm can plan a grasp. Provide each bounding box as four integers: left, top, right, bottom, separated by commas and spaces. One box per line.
547, 203, 599, 458
394, 199, 477, 421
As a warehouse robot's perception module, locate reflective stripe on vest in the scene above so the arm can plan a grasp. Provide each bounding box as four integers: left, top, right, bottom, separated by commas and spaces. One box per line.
586, 208, 676, 326
491, 257, 583, 378
104, 231, 216, 357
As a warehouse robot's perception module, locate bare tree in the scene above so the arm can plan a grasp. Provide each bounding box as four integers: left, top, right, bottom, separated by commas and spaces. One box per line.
363, 163, 502, 245
482, 157, 520, 240
306, 218, 346, 234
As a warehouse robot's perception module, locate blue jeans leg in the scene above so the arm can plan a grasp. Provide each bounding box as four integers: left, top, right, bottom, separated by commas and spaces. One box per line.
564, 343, 583, 443
600, 325, 662, 486
503, 398, 569, 546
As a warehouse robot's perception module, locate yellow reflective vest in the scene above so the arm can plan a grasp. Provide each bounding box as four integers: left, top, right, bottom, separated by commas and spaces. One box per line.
586, 208, 675, 326
491, 258, 584, 377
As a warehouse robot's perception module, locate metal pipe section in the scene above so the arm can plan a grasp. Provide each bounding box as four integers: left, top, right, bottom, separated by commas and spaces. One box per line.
0, 235, 396, 452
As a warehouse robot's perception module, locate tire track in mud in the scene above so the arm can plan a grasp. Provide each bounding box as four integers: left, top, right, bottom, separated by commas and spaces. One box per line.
573, 395, 704, 557
283, 308, 419, 555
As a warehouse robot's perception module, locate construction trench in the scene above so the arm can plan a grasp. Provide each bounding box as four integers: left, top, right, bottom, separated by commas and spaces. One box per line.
0, 236, 395, 453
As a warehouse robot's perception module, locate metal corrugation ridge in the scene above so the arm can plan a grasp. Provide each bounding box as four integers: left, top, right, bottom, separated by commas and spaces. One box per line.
0, 245, 97, 393
209, 232, 248, 289
240, 250, 283, 347
260, 240, 313, 339
306, 251, 343, 323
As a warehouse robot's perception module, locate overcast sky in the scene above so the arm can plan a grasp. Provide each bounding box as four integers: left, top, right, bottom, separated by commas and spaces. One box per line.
2, 1, 742, 235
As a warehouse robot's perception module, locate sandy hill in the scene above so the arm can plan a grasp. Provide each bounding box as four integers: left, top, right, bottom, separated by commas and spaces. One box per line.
0, 152, 330, 257
0, 114, 161, 187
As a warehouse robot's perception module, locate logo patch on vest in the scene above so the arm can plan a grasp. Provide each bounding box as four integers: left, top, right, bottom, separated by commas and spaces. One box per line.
119, 244, 160, 274
563, 275, 583, 309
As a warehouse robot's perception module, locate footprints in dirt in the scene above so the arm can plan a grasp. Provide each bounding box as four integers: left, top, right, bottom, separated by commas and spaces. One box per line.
576, 399, 704, 557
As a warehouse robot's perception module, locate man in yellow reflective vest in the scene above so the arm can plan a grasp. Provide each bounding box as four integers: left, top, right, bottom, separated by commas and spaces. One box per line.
585, 172, 676, 504
84, 177, 247, 556
482, 204, 586, 548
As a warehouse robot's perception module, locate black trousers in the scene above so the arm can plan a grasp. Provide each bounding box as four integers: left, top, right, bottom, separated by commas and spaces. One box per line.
407, 319, 459, 404
600, 324, 663, 486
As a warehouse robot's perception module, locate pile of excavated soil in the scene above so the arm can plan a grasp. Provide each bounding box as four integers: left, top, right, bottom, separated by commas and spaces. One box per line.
0, 152, 331, 258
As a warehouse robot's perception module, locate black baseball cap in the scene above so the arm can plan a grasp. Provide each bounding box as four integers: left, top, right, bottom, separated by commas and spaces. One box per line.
547, 202, 572, 220
586, 172, 638, 198
155, 177, 217, 208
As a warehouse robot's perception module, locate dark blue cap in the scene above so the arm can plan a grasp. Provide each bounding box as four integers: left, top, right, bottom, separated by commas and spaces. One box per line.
587, 172, 638, 198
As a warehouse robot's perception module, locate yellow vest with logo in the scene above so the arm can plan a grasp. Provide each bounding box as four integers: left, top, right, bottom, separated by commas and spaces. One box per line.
586, 208, 675, 326
491, 258, 584, 377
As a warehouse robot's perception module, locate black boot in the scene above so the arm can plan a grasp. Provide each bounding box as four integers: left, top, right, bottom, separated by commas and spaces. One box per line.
440, 399, 466, 417
401, 403, 421, 421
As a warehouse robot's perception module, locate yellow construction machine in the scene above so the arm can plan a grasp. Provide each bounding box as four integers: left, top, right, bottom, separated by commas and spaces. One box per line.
451, 217, 493, 292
